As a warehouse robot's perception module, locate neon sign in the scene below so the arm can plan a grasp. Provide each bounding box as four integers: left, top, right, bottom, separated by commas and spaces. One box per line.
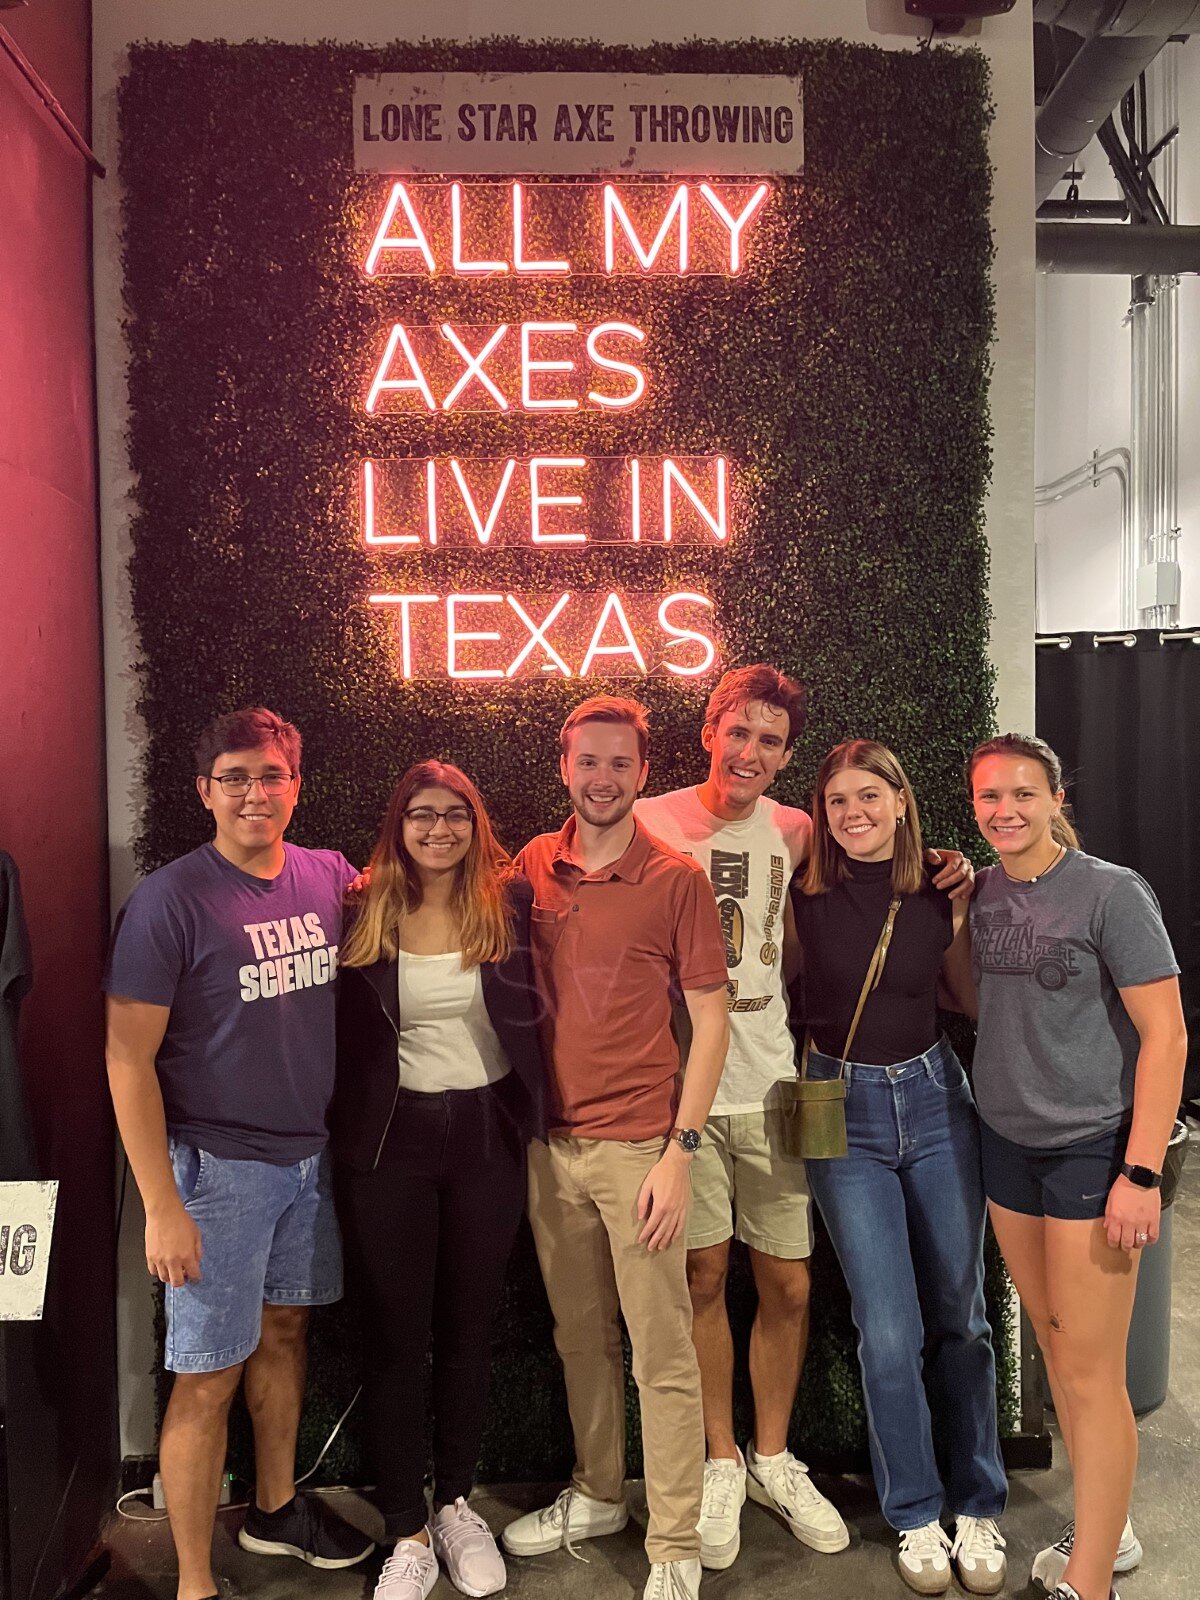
363, 179, 772, 277
358, 178, 768, 680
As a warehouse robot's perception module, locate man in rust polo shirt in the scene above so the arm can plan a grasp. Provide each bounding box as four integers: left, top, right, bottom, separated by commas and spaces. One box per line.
502, 696, 729, 1600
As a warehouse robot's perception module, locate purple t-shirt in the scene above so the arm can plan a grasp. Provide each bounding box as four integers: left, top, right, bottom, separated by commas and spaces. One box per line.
104, 842, 355, 1163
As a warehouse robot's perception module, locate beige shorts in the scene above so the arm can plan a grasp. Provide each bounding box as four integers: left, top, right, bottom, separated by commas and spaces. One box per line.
688, 1106, 814, 1260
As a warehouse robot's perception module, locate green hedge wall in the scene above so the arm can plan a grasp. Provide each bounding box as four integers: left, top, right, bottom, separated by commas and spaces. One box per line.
120, 36, 1012, 1483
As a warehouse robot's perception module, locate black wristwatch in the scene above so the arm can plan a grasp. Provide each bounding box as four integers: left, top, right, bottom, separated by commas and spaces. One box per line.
1120, 1162, 1162, 1191
671, 1127, 702, 1154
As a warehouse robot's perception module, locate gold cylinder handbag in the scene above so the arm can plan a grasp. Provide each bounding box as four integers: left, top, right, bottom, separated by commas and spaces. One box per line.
780, 896, 902, 1161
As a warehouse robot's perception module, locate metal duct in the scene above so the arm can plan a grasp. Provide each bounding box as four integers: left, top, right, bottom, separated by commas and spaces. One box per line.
1035, 1, 1200, 35
1037, 220, 1200, 271
1033, 2, 1200, 203
1036, 34, 1175, 201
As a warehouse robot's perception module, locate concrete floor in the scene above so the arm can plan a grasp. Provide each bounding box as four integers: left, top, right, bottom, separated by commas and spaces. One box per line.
97, 1159, 1200, 1600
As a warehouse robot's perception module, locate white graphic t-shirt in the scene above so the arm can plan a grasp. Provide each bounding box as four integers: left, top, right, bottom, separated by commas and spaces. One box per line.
634, 787, 811, 1114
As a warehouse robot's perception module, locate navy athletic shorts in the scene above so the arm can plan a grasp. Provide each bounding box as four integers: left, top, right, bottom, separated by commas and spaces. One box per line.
979, 1119, 1129, 1222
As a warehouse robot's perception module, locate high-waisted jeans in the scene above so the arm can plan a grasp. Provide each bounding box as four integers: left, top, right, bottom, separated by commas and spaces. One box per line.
336, 1081, 526, 1538
803, 1036, 1007, 1531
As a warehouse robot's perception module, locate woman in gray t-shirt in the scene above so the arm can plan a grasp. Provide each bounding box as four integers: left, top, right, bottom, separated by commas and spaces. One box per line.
966, 734, 1184, 1600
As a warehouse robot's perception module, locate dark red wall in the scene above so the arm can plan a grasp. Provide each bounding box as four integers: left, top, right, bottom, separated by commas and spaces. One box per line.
0, 3, 117, 1595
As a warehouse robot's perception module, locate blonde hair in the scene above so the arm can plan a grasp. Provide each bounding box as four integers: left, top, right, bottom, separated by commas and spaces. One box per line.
802, 739, 926, 897
965, 733, 1080, 849
341, 761, 514, 969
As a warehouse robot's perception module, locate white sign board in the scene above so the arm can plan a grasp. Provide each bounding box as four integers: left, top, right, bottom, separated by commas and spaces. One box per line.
354, 73, 803, 176
0, 1181, 58, 1321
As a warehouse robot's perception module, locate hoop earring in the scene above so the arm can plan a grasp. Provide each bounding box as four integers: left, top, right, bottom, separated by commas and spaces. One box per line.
897, 815, 907, 827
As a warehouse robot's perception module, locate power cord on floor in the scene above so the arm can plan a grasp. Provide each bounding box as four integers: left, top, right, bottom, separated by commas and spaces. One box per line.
115, 1385, 364, 1522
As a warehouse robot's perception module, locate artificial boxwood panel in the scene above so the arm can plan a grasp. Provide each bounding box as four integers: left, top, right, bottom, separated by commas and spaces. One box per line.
119, 37, 1013, 1483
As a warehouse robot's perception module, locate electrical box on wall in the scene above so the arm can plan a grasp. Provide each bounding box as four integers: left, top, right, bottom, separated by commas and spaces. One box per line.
1136, 562, 1182, 612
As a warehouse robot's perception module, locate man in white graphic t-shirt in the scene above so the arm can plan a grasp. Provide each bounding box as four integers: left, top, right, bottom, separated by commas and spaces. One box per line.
637, 665, 976, 1573
635, 664, 848, 1570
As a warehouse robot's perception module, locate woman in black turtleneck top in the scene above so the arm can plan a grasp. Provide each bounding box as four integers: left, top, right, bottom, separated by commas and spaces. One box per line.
788, 741, 1006, 1600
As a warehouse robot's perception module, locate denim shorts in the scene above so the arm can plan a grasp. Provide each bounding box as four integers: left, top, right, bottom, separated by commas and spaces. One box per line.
979, 1118, 1129, 1221
164, 1138, 343, 1373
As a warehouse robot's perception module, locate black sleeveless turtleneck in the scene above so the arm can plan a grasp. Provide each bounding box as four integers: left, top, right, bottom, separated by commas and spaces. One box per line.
789, 856, 952, 1066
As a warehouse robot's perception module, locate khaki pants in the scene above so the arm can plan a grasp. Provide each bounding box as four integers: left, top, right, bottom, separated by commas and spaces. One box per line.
527, 1135, 703, 1562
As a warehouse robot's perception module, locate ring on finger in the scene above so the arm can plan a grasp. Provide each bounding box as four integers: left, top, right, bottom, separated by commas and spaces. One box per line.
1135, 1231, 1149, 1244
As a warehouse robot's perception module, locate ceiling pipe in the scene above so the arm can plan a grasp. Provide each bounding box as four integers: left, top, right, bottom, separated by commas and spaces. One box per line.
1035, 34, 1178, 201
1035, 1, 1200, 36
1032, 2, 1200, 204
1036, 219, 1200, 271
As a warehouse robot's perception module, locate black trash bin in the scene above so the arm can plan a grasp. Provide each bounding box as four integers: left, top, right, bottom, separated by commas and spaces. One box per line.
1125, 1119, 1190, 1417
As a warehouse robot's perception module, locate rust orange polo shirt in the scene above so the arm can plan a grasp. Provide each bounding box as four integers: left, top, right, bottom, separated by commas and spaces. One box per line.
516, 816, 727, 1140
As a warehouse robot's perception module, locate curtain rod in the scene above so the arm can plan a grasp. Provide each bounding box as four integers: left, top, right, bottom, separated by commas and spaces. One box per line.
0, 24, 106, 177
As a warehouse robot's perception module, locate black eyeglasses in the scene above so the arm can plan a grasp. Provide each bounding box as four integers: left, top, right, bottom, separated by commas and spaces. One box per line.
204, 772, 296, 796
403, 806, 474, 832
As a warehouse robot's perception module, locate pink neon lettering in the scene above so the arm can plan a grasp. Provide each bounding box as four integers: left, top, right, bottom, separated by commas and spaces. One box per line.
585, 322, 647, 409
362, 458, 419, 546
369, 594, 439, 678
658, 591, 717, 676
440, 324, 510, 411
579, 592, 648, 676
628, 457, 642, 543
505, 592, 573, 678
366, 325, 437, 413
529, 457, 587, 544
521, 323, 579, 411
697, 183, 770, 273
364, 183, 436, 276
451, 183, 508, 275
512, 181, 569, 274
603, 184, 689, 274
447, 593, 505, 679
662, 456, 728, 542
448, 458, 517, 545
425, 459, 438, 546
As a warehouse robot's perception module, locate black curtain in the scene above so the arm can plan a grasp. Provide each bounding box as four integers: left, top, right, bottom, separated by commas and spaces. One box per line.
1036, 631, 1199, 1102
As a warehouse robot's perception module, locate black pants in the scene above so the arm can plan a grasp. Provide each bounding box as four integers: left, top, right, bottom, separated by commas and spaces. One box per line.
337, 1081, 526, 1539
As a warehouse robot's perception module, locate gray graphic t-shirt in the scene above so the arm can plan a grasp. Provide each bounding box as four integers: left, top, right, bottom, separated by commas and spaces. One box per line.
970, 851, 1179, 1149
105, 842, 355, 1163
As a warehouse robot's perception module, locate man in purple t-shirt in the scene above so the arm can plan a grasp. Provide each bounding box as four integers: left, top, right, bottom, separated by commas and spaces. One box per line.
105, 707, 373, 1600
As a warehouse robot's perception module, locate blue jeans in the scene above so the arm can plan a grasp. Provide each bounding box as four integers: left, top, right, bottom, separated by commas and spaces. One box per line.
804, 1037, 1007, 1531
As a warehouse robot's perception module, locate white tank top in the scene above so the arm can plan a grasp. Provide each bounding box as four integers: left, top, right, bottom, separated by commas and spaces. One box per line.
395, 951, 511, 1093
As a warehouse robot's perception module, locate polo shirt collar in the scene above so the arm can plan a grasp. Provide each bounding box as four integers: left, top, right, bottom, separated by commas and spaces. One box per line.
550, 815, 653, 883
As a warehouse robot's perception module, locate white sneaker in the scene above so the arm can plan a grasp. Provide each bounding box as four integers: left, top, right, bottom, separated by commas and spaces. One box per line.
1032, 1518, 1142, 1591
897, 1521, 952, 1595
698, 1452, 747, 1570
745, 1443, 849, 1553
643, 1555, 702, 1599
374, 1534, 438, 1600
431, 1498, 506, 1596
951, 1516, 1007, 1595
501, 1486, 628, 1559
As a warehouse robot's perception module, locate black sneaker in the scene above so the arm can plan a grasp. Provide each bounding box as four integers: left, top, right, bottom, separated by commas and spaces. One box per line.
238, 1492, 375, 1569
1049, 1586, 1120, 1600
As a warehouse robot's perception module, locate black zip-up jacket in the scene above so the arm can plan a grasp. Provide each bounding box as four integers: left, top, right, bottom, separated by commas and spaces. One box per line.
330, 875, 548, 1171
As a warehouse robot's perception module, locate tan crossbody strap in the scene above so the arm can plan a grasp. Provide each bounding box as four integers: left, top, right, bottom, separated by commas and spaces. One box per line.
800, 896, 903, 1082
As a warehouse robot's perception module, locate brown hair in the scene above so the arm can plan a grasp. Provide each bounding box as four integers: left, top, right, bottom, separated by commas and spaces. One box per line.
559, 695, 650, 763
194, 707, 301, 776
965, 733, 1080, 849
801, 739, 926, 897
703, 664, 807, 750
340, 760, 514, 969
